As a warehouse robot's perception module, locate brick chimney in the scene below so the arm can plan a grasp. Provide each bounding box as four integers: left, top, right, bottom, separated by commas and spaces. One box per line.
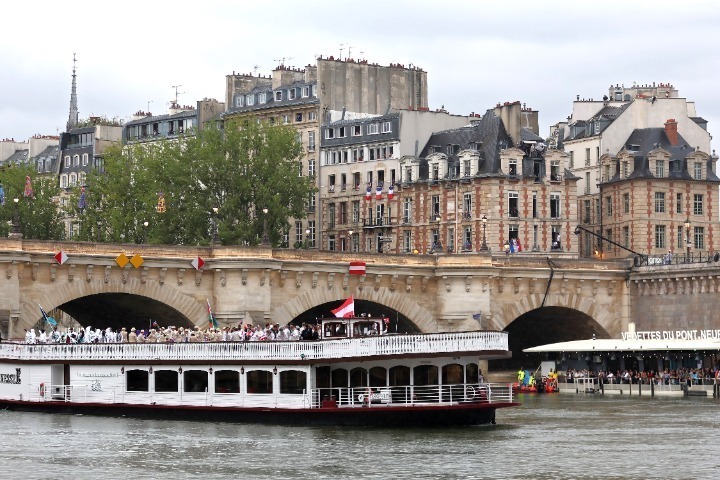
664, 118, 678, 146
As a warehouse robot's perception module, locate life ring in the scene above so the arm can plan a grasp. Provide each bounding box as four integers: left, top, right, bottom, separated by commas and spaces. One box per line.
465, 385, 476, 400
39, 383, 45, 398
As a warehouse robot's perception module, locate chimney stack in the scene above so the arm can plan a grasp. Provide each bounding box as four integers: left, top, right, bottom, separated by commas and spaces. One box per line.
664, 119, 678, 146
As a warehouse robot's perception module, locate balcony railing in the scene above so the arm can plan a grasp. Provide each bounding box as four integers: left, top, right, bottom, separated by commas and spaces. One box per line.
0, 331, 509, 362
362, 216, 394, 228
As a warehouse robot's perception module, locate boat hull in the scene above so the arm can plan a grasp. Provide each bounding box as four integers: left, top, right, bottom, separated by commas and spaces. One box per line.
0, 399, 519, 427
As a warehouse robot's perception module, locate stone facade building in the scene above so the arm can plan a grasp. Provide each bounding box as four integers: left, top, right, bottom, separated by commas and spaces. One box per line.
223, 57, 429, 249
319, 109, 468, 252
123, 99, 224, 145
393, 102, 578, 254
593, 123, 719, 258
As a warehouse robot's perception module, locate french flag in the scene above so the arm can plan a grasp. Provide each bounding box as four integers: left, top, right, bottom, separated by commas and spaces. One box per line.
375, 186, 383, 200
388, 185, 394, 200
365, 186, 372, 200
331, 296, 355, 318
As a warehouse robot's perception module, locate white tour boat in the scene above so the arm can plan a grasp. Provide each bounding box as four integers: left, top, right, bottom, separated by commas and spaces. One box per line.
0, 318, 517, 426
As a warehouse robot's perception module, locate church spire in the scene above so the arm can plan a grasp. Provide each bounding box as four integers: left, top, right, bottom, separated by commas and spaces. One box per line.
66, 53, 79, 131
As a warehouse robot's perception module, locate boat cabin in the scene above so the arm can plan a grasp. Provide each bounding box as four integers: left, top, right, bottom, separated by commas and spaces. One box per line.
320, 317, 386, 339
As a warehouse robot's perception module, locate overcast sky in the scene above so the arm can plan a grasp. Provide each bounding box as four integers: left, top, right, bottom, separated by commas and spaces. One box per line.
1, 1, 718, 151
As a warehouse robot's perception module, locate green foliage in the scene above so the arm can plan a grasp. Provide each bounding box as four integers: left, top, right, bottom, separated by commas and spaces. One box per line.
0, 165, 65, 240
73, 120, 314, 246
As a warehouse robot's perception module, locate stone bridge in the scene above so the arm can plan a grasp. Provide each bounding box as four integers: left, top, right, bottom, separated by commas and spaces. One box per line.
1, 238, 718, 352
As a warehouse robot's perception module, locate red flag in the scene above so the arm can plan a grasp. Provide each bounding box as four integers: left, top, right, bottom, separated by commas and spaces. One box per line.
349, 261, 366, 275
331, 296, 354, 318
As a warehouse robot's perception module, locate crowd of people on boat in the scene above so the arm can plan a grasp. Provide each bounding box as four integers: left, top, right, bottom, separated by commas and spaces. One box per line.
21, 323, 326, 344
563, 367, 720, 385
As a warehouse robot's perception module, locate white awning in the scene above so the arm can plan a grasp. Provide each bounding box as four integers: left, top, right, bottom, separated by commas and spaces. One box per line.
523, 338, 720, 353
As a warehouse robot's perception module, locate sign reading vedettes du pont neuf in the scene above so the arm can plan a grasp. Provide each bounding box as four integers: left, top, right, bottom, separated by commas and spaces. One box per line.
621, 330, 720, 341
0, 368, 21, 384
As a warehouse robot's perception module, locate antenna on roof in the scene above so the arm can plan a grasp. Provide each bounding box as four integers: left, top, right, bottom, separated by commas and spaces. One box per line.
339, 43, 346, 60
171, 85, 184, 105
147, 100, 153, 113
253, 65, 260, 74
273, 57, 294, 66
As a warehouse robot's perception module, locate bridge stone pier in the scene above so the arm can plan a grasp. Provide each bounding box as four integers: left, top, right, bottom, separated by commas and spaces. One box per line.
1, 238, 717, 352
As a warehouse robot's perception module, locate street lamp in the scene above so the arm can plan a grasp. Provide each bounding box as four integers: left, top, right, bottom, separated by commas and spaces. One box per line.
349, 229, 354, 252
11, 198, 20, 235
212, 207, 219, 245
305, 228, 311, 249
261, 207, 270, 246
684, 218, 691, 261
480, 214, 488, 251
143, 221, 149, 244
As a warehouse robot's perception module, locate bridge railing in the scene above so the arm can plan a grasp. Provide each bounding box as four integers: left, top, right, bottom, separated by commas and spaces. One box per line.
634, 251, 720, 267
0, 331, 508, 362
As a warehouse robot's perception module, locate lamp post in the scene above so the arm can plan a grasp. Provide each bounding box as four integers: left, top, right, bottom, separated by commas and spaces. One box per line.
143, 221, 149, 244
261, 208, 270, 246
348, 229, 354, 252
212, 207, 219, 245
684, 217, 691, 261
305, 228, 311, 249
11, 198, 21, 235
480, 214, 488, 251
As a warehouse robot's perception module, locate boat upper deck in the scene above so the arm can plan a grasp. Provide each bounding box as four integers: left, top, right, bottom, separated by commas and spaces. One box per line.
0, 331, 509, 363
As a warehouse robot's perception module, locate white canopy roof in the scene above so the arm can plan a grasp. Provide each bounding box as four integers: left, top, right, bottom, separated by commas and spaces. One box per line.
524, 338, 720, 353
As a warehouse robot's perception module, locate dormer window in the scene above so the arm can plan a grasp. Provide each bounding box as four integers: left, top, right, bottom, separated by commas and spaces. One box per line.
463, 159, 471, 176
381, 121, 391, 133
302, 86, 310, 98
431, 164, 440, 181
275, 91, 283, 101
550, 160, 560, 181
245, 95, 254, 106
352, 125, 362, 136
367, 123, 379, 135
508, 159, 518, 176
404, 166, 413, 183
289, 89, 297, 100
694, 162, 703, 179
312, 84, 317, 96
235, 96, 245, 108
259, 92, 267, 104
655, 159, 665, 177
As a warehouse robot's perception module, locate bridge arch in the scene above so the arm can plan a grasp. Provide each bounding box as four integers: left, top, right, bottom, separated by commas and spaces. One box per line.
490, 293, 620, 336
272, 286, 437, 332
20, 278, 207, 332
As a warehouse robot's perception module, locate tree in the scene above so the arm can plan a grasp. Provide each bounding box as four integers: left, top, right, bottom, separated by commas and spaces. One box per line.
73, 119, 315, 246
0, 165, 65, 240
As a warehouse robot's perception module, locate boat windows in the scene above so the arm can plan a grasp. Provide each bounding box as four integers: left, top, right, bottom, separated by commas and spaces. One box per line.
389, 366, 410, 403
369, 367, 386, 387
183, 370, 209, 393
126, 369, 149, 392
279, 370, 307, 394
155, 370, 179, 392
350, 367, 368, 388
247, 370, 273, 394
466, 363, 479, 383
214, 370, 240, 393
442, 364, 464, 385
331, 368, 348, 388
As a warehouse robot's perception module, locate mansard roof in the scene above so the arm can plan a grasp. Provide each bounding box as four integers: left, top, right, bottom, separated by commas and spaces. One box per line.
418, 109, 514, 174
0, 149, 29, 167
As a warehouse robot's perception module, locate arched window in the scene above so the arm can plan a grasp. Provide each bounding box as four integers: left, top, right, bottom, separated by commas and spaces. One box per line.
369, 367, 387, 387
78, 172, 86, 185
73, 154, 80, 166
466, 363, 479, 384
60, 174, 68, 188
82, 153, 89, 166
64, 156, 70, 167
413, 365, 439, 402
331, 368, 348, 388
69, 173, 77, 186
349, 367, 368, 388
183, 370, 209, 393
279, 370, 307, 394
389, 365, 411, 403
154, 370, 178, 392
125, 369, 149, 392
246, 370, 273, 394
214, 369, 240, 393
37, 159, 44, 173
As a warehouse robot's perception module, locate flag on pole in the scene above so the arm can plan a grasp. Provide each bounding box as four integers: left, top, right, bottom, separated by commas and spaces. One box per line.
375, 185, 383, 200
207, 299, 219, 329
365, 185, 372, 201
387, 185, 394, 200
331, 296, 355, 318
78, 186, 87, 210
39, 305, 57, 326
349, 261, 366, 275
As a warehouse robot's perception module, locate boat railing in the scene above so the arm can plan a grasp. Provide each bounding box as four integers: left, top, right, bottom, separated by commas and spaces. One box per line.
310, 382, 514, 408
0, 331, 509, 361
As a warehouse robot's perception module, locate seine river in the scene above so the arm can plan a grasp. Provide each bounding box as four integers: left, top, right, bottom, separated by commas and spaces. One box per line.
1, 394, 718, 480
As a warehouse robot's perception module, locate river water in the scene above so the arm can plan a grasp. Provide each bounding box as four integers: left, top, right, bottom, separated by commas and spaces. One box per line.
1, 394, 718, 480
